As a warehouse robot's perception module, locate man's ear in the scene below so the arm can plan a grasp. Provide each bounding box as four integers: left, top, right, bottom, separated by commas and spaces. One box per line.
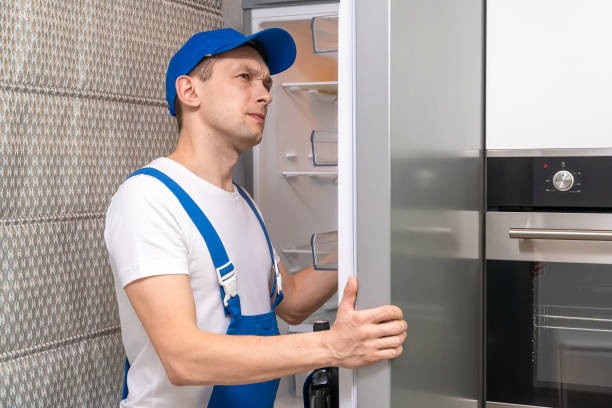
175, 75, 200, 110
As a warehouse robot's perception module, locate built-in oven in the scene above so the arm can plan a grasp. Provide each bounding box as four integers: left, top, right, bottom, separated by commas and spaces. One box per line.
485, 151, 612, 408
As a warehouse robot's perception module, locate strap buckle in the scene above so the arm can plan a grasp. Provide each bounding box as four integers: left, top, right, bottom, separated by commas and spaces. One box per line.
216, 262, 238, 307
274, 258, 282, 295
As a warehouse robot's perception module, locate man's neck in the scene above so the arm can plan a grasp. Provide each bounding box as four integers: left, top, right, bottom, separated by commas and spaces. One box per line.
168, 128, 240, 193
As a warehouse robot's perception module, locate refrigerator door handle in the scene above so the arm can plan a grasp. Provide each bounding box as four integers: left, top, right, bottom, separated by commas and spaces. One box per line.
509, 228, 612, 241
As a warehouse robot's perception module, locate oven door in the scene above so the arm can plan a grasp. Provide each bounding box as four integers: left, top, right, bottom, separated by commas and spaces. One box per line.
486, 212, 612, 408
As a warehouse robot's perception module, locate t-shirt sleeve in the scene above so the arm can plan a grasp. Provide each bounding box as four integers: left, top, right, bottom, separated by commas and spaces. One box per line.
104, 175, 190, 288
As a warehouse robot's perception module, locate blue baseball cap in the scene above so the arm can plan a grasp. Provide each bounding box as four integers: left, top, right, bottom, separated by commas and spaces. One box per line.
165, 27, 297, 116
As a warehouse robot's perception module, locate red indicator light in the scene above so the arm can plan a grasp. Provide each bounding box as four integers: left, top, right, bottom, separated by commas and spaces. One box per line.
543, 164, 548, 169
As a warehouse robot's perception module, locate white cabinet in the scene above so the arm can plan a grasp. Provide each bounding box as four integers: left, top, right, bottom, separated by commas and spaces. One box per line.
487, 0, 612, 150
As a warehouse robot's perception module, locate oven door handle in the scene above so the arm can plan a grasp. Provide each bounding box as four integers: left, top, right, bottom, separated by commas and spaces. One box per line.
509, 228, 612, 241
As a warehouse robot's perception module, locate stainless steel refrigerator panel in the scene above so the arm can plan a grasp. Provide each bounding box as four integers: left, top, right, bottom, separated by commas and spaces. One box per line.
353, 0, 391, 406
389, 0, 483, 406
351, 0, 483, 405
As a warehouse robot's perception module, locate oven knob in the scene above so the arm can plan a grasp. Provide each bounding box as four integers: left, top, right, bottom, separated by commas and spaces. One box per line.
552, 170, 574, 191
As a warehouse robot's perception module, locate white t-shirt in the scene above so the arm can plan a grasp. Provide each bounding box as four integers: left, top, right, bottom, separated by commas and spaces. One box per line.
104, 157, 277, 408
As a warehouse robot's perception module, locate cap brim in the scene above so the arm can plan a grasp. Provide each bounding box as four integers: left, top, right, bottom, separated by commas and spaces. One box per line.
214, 28, 296, 75
246, 28, 296, 75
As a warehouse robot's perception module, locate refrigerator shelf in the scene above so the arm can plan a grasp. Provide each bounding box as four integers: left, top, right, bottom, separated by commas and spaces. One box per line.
281, 245, 312, 274
281, 247, 312, 255
311, 14, 338, 57
281, 170, 337, 178
310, 130, 338, 166
281, 81, 338, 96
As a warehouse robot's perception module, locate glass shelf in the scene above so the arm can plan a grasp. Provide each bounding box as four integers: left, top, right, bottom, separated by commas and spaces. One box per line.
281, 81, 338, 96
311, 130, 338, 167
311, 14, 338, 57
311, 230, 338, 271
281, 244, 312, 274
281, 170, 337, 178
280, 247, 311, 255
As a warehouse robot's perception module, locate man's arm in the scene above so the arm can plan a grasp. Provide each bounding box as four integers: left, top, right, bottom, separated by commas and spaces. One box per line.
273, 260, 337, 325
125, 274, 406, 386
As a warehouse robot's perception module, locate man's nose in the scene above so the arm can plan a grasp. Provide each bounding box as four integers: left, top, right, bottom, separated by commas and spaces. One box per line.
256, 83, 273, 105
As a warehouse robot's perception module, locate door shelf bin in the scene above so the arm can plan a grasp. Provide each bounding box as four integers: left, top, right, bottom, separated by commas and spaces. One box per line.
311, 14, 338, 57
311, 130, 338, 166
311, 231, 338, 271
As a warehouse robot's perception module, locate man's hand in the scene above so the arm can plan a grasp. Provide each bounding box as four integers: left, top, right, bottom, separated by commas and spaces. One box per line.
325, 277, 407, 368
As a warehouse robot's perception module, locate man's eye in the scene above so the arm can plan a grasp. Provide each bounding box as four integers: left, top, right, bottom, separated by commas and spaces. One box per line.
239, 73, 250, 79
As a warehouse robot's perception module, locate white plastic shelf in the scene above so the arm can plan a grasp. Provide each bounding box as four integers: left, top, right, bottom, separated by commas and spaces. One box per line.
280, 247, 312, 255
281, 81, 338, 96
280, 244, 312, 274
281, 170, 338, 178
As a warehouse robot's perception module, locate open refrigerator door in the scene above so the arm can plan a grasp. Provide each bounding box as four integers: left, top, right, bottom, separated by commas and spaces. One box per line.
248, 3, 340, 407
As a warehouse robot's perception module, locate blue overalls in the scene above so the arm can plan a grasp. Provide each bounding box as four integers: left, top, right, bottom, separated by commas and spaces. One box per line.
121, 167, 284, 408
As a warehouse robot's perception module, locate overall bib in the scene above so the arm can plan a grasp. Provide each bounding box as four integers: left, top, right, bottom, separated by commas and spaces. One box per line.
121, 167, 284, 408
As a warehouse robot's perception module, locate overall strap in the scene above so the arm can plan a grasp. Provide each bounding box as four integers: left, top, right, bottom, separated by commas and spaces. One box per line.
121, 358, 130, 400
233, 183, 284, 309
127, 168, 241, 317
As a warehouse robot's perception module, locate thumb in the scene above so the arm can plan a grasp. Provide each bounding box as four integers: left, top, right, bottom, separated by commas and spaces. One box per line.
338, 276, 358, 312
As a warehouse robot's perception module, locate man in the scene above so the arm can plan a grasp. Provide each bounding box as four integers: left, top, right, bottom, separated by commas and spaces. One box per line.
105, 27, 407, 408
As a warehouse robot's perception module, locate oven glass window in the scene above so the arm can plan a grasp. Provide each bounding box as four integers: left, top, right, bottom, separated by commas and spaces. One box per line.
487, 261, 612, 408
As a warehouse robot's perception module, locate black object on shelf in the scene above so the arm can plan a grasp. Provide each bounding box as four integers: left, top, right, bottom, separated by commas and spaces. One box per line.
303, 320, 339, 408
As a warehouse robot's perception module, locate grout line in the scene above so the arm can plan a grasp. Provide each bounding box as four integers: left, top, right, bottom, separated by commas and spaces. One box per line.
0, 325, 121, 363
0, 211, 106, 226
0, 81, 166, 108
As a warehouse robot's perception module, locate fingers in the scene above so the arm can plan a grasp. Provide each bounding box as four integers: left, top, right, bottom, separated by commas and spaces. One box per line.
372, 346, 404, 362
338, 276, 358, 312
372, 319, 408, 338
331, 283, 407, 368
358, 304, 403, 324
373, 332, 407, 350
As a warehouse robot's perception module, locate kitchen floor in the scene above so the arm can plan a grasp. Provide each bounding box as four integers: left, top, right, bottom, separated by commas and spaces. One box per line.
275, 393, 302, 408
275, 377, 303, 407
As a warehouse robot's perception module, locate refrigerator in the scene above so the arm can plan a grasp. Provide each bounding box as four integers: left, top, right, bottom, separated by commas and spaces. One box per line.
243, 1, 484, 407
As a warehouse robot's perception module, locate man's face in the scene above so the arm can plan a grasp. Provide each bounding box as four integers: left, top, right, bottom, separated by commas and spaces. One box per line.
194, 46, 273, 151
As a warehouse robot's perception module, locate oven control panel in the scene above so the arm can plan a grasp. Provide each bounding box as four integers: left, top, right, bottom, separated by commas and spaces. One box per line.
487, 155, 612, 209
539, 158, 582, 194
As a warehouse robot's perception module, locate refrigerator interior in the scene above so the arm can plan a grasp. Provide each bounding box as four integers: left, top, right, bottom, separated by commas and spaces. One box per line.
249, 3, 339, 406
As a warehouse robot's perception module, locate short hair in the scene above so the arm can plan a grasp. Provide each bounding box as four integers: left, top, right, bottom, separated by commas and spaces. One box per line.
174, 55, 219, 131
173, 44, 266, 132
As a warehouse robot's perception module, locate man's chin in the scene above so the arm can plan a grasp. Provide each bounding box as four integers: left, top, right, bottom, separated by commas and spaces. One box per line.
237, 133, 263, 151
